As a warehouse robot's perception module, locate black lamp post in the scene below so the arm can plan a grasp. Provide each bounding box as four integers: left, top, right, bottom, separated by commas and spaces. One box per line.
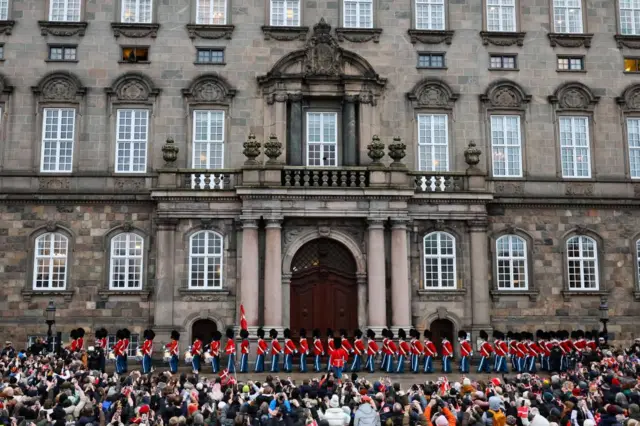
599, 296, 609, 345
45, 300, 56, 353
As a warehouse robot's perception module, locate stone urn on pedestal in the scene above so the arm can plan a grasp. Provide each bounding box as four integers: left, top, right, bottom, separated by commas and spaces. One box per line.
263, 134, 282, 164
388, 137, 407, 168
242, 133, 261, 166
162, 137, 179, 167
367, 135, 385, 166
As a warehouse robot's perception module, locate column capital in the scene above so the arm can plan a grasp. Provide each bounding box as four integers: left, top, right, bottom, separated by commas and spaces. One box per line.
156, 218, 178, 230
467, 219, 489, 232
344, 94, 359, 103
390, 218, 410, 230
241, 219, 259, 230
265, 218, 283, 229
367, 219, 386, 229
288, 91, 303, 102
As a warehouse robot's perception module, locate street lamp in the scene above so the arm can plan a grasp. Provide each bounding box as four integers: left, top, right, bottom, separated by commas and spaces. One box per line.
599, 296, 609, 345
44, 300, 56, 353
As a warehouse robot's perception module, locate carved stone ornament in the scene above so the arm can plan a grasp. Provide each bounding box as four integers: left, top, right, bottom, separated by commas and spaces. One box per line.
616, 84, 640, 111
503, 225, 517, 235
106, 72, 160, 103
548, 33, 593, 48
388, 137, 407, 168
304, 18, 343, 77
494, 181, 524, 195
0, 20, 15, 35
182, 75, 237, 105
264, 134, 283, 163
480, 31, 526, 47
549, 82, 600, 111
201, 219, 214, 230
367, 135, 385, 164
574, 225, 589, 235
180, 292, 229, 302
33, 72, 86, 103
407, 29, 454, 45
243, 133, 261, 165
407, 79, 459, 109
114, 178, 145, 192
615, 34, 640, 49
162, 137, 179, 165
122, 221, 133, 232
111, 22, 160, 38
261, 25, 309, 41
565, 183, 594, 196
464, 141, 482, 167
335, 27, 382, 43
45, 221, 58, 232
38, 21, 88, 37
481, 80, 531, 110
186, 24, 235, 40
318, 226, 331, 237
433, 219, 445, 231
38, 177, 71, 190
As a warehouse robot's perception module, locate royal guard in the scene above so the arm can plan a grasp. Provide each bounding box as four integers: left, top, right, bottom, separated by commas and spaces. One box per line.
255, 328, 267, 373
409, 329, 424, 373
224, 328, 236, 373
75, 328, 85, 352
141, 329, 154, 374
559, 330, 571, 371
122, 329, 131, 373
326, 328, 335, 371
351, 329, 364, 372
396, 329, 410, 374
94, 328, 108, 372
191, 335, 203, 374
540, 331, 552, 371
385, 330, 397, 373
459, 330, 472, 374
507, 332, 518, 371
269, 328, 282, 373
536, 330, 547, 371
423, 330, 437, 373
283, 328, 297, 372
493, 330, 508, 373
239, 329, 250, 373
526, 332, 541, 373
441, 335, 453, 373
587, 330, 598, 351
68, 329, 78, 353
329, 336, 348, 380
166, 330, 180, 374
209, 331, 221, 373
340, 329, 354, 355
380, 329, 389, 371
574, 330, 586, 360
299, 329, 309, 373
515, 333, 527, 373
312, 329, 324, 372
113, 329, 127, 374
365, 329, 379, 373
477, 330, 493, 373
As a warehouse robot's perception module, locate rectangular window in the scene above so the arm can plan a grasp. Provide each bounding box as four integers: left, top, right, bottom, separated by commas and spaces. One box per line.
625, 57, 640, 73
343, 0, 372, 28
415, 0, 445, 30
486, 0, 516, 32
107, 334, 140, 357
27, 336, 59, 350
553, 0, 583, 33
193, 110, 225, 169
620, 0, 640, 35
557, 55, 584, 71
122, 0, 152, 23
306, 112, 338, 167
628, 118, 640, 178
270, 0, 300, 26
417, 52, 445, 68
116, 109, 149, 173
41, 108, 75, 173
0, 0, 8, 20
489, 54, 517, 69
49, 0, 81, 21
196, 48, 225, 64
559, 116, 591, 178
0, 44, 4, 60
491, 115, 522, 177
417, 114, 449, 172
121, 46, 149, 63
48, 45, 77, 61
196, 0, 227, 25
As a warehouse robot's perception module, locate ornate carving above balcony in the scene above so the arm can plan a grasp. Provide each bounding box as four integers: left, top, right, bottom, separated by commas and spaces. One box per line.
480, 31, 526, 47
335, 27, 382, 43
38, 21, 88, 37
0, 20, 15, 35
480, 79, 531, 111
407, 29, 454, 45
182, 74, 237, 106
105, 72, 161, 105
548, 33, 593, 48
549, 81, 600, 112
406, 78, 459, 110
261, 25, 309, 41
111, 22, 160, 38
186, 24, 235, 39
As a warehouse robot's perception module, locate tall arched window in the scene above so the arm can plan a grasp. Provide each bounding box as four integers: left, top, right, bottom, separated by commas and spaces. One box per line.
189, 231, 223, 289
109, 233, 144, 290
566, 235, 598, 290
423, 231, 456, 289
33, 233, 69, 290
496, 235, 528, 289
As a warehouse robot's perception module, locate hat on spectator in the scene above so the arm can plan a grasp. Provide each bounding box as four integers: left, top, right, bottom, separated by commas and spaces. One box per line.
330, 395, 340, 408
435, 416, 448, 426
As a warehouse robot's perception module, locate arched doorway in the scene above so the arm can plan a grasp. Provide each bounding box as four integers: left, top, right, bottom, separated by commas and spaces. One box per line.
430, 319, 455, 357
290, 238, 358, 335
192, 319, 218, 343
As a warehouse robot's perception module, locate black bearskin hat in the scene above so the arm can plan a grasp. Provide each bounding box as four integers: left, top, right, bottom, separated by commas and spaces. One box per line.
458, 330, 467, 340
171, 330, 180, 340
506, 331, 513, 340
340, 329, 348, 338
122, 329, 131, 339
585, 331, 592, 340
270, 328, 278, 339
284, 328, 291, 339
334, 336, 342, 349
144, 329, 155, 340
70, 329, 78, 339
313, 328, 321, 338
479, 330, 489, 340
354, 329, 362, 339
226, 328, 235, 339
570, 330, 578, 339
77, 328, 85, 338
381, 328, 388, 338
257, 328, 265, 339
424, 329, 432, 339
326, 328, 334, 338
575, 330, 584, 339
299, 328, 307, 338
387, 330, 394, 339
213, 331, 222, 341
398, 329, 407, 340
96, 328, 108, 339
116, 329, 124, 340
240, 329, 249, 339
536, 329, 544, 339
367, 329, 376, 339
493, 330, 503, 339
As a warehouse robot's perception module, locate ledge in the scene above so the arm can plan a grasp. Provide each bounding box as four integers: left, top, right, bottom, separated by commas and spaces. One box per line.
97, 290, 151, 302
111, 23, 160, 38
634, 291, 640, 301
407, 29, 454, 45
0, 20, 15, 35
480, 31, 526, 47
335, 27, 382, 43
178, 289, 230, 302
561, 289, 610, 302
490, 290, 540, 302
416, 289, 466, 301
186, 24, 235, 40
261, 25, 309, 41
615, 34, 640, 49
548, 33, 593, 48
38, 21, 88, 37
21, 290, 74, 302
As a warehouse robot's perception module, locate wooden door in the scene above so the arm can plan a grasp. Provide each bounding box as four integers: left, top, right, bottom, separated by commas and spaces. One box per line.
192, 319, 218, 343
430, 319, 454, 356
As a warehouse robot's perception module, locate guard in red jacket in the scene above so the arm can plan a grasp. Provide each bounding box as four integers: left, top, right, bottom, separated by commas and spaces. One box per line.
477, 330, 493, 373
75, 328, 85, 353
68, 329, 78, 353
380, 328, 390, 372
559, 330, 572, 371
239, 329, 250, 373
441, 335, 453, 373
166, 330, 180, 374
515, 333, 528, 373
526, 332, 540, 373
312, 328, 324, 372
224, 328, 236, 373
191, 335, 203, 374
423, 330, 437, 373
269, 328, 282, 373
141, 329, 154, 374
409, 329, 424, 374
459, 330, 472, 374
326, 328, 336, 372
113, 329, 127, 374
299, 328, 309, 373
255, 328, 267, 373
365, 329, 379, 373
95, 328, 108, 373
396, 329, 411, 374
340, 329, 354, 355
330, 336, 348, 380
493, 330, 509, 373
350, 329, 364, 372
283, 328, 297, 372
209, 331, 221, 373
385, 330, 398, 373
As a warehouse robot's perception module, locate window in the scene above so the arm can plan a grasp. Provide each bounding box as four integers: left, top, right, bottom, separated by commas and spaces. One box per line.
196, 0, 226, 25
552, 0, 583, 33
486, 0, 516, 32
121, 46, 149, 63
417, 114, 448, 172
306, 112, 337, 167
270, 0, 300, 26
559, 116, 590, 178
628, 118, 640, 178
0, 0, 8, 20
116, 109, 148, 173
491, 115, 522, 177
417, 53, 445, 68
557, 56, 584, 71
196, 48, 225, 64
193, 110, 225, 169
107, 334, 140, 357
415, 0, 445, 30
620, 0, 640, 35
110, 233, 144, 290
122, 0, 152, 23
496, 235, 528, 289
423, 232, 456, 289
27, 335, 59, 350
489, 54, 517, 69
49, 0, 81, 22
624, 57, 640, 73
189, 231, 223, 289
48, 45, 77, 61
33, 233, 68, 290
637, 240, 640, 284
566, 235, 598, 290
41, 108, 75, 173
343, 0, 372, 28
0, 44, 4, 60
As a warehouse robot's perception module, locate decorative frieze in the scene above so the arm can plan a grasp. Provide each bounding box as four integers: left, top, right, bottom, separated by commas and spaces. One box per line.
335, 27, 382, 43
111, 23, 160, 38
480, 31, 526, 47
407, 29, 454, 45
186, 24, 235, 40
38, 21, 88, 37
548, 33, 593, 48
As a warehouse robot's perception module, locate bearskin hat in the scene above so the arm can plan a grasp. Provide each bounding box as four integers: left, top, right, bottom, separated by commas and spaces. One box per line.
269, 328, 278, 339
354, 329, 363, 339
367, 329, 376, 339
257, 328, 265, 339
70, 329, 78, 340
143, 329, 155, 340
458, 330, 467, 340
479, 330, 489, 340
424, 329, 432, 339
299, 328, 307, 338
213, 330, 222, 341
381, 328, 388, 338
171, 330, 180, 340
387, 330, 394, 339
77, 328, 85, 338
226, 328, 235, 339
493, 330, 502, 339
116, 329, 124, 340
240, 329, 249, 339
326, 328, 334, 338
96, 328, 108, 339
398, 329, 407, 340
575, 330, 584, 339
536, 329, 544, 339
570, 330, 578, 339
585, 331, 592, 340
340, 329, 348, 338
506, 331, 513, 340
591, 329, 599, 339
284, 328, 291, 339
122, 329, 131, 339
334, 336, 342, 349
313, 328, 321, 338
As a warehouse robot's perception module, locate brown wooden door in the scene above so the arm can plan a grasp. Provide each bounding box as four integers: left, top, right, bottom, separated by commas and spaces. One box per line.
430, 319, 454, 357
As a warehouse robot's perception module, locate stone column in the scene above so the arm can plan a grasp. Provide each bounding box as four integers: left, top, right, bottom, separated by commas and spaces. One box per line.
274, 93, 289, 164
288, 93, 303, 166
367, 220, 387, 328
264, 219, 283, 328
391, 220, 412, 328
468, 219, 491, 330
357, 273, 368, 329
343, 95, 357, 166
153, 218, 177, 350
240, 219, 259, 326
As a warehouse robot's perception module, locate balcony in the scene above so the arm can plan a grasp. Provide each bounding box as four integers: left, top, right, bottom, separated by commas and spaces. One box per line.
282, 167, 369, 188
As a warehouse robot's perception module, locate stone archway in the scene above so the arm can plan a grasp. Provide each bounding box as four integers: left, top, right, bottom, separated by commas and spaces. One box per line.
430, 319, 455, 357
192, 319, 218, 343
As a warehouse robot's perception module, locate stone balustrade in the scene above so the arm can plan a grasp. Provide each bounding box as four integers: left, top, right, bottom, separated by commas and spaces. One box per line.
412, 173, 466, 192
155, 169, 241, 190
282, 167, 369, 188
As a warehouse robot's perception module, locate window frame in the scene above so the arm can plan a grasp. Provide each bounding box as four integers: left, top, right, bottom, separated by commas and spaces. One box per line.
115, 108, 149, 174
108, 232, 144, 291
417, 52, 446, 69
0, 0, 9, 21
551, 0, 584, 34
484, 0, 519, 32
191, 109, 226, 169
195, 0, 227, 25
268, 0, 301, 27
564, 234, 600, 291
120, 0, 153, 23
618, 0, 640, 36
305, 111, 339, 167
107, 334, 140, 357
188, 230, 224, 290
47, 44, 78, 62
422, 231, 457, 290
120, 46, 150, 64
40, 107, 76, 173
558, 115, 592, 179
32, 232, 69, 291
495, 234, 528, 290
342, 0, 374, 29
48, 0, 82, 22
624, 56, 640, 73
416, 113, 450, 172
27, 335, 59, 350
414, 0, 446, 31
195, 47, 225, 64
490, 114, 523, 178
557, 55, 585, 72
488, 54, 518, 70
626, 116, 640, 179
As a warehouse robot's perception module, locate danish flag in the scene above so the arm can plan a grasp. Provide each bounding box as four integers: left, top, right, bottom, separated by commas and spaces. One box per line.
240, 304, 247, 331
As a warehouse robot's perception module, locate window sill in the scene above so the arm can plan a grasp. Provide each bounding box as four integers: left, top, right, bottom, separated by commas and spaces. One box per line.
261, 25, 309, 41
615, 34, 640, 49
634, 291, 640, 301
480, 31, 526, 47
45, 59, 79, 63
623, 71, 640, 75
557, 69, 587, 73
416, 289, 466, 300
178, 289, 230, 301
548, 33, 593, 48
186, 24, 235, 40
417, 66, 448, 70
490, 290, 540, 302
22, 289, 74, 302
561, 289, 609, 302
38, 21, 88, 37
98, 290, 151, 301
488, 68, 519, 71
0, 20, 15, 35
111, 22, 160, 38
118, 60, 151, 65
194, 61, 226, 66
407, 29, 454, 45
335, 27, 382, 43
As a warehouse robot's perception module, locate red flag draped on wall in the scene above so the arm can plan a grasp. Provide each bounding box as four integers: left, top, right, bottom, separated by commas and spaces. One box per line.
240, 304, 247, 331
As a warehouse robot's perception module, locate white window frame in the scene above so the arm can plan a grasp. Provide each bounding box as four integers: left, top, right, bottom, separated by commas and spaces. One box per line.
121, 0, 153, 23
33, 233, 69, 290
306, 112, 338, 167
490, 115, 523, 178
192, 110, 225, 169
423, 231, 456, 289
552, 0, 583, 33
270, 0, 300, 26
109, 233, 144, 290
27, 335, 59, 350
0, 0, 9, 21
40, 108, 75, 173
107, 334, 140, 357
620, 0, 640, 35
343, 0, 373, 28
417, 114, 449, 172
188, 231, 224, 290
559, 116, 591, 178
116, 109, 149, 173
636, 240, 640, 286
628, 117, 640, 178
196, 0, 227, 25
496, 235, 528, 290
49, 0, 81, 22
486, 0, 516, 32
415, 0, 445, 30
566, 235, 599, 290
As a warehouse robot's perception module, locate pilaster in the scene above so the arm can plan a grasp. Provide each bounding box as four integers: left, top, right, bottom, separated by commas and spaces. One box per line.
288, 92, 303, 166
264, 218, 283, 328
357, 273, 368, 329
367, 219, 387, 327
391, 219, 411, 328
240, 219, 260, 326
468, 219, 491, 329
154, 218, 177, 328
343, 95, 358, 166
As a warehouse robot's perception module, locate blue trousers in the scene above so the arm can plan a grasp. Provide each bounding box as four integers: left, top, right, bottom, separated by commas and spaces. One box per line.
240, 354, 248, 373
192, 355, 201, 372
560, 355, 568, 371
300, 353, 307, 372
350, 355, 361, 372
423, 356, 434, 373
511, 356, 517, 371
284, 354, 293, 372
396, 355, 405, 373
527, 356, 537, 373
169, 355, 178, 373
227, 353, 236, 373
442, 356, 451, 373
494, 356, 508, 373
255, 354, 264, 372
410, 354, 419, 373
211, 356, 219, 373
381, 354, 387, 371
366, 355, 376, 373
332, 365, 343, 379
460, 356, 469, 373
478, 356, 491, 373
385, 355, 395, 373
516, 357, 524, 372
327, 355, 332, 371
314, 355, 322, 372
142, 354, 152, 374
271, 354, 280, 372
116, 355, 126, 374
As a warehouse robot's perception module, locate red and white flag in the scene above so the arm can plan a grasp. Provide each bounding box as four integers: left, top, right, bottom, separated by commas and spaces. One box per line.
240, 304, 247, 331
219, 369, 236, 385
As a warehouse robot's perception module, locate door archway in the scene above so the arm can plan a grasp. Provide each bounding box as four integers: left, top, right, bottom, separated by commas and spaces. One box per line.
430, 318, 455, 357
192, 319, 218, 343
290, 238, 358, 335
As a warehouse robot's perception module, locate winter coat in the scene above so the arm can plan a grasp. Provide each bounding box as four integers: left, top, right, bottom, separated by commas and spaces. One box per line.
354, 404, 381, 426
320, 407, 351, 426
599, 414, 623, 426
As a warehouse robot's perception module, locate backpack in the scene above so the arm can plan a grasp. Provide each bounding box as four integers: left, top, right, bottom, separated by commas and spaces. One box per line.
488, 409, 506, 426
